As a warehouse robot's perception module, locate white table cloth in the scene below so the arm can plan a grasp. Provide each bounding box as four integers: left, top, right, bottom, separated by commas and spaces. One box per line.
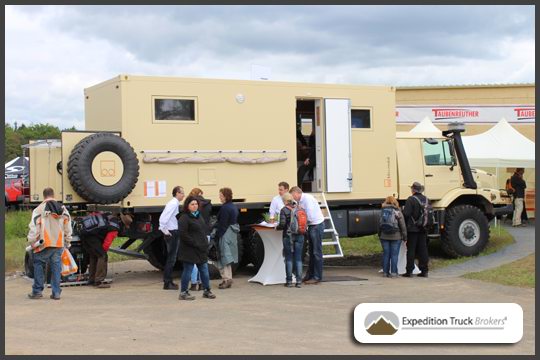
248, 226, 295, 285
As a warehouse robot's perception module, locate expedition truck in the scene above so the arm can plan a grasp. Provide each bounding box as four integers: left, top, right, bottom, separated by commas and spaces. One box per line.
24, 75, 511, 276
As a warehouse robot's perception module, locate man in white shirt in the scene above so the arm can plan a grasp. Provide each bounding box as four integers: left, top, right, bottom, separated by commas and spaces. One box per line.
159, 185, 185, 290
290, 186, 325, 284
269, 181, 289, 223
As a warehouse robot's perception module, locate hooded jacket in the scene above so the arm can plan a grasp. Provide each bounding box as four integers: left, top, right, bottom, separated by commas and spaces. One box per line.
27, 199, 72, 252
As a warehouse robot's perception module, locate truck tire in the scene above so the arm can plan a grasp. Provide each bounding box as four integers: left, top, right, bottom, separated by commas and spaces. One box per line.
67, 133, 139, 204
442, 204, 490, 258
143, 233, 183, 271
247, 230, 265, 271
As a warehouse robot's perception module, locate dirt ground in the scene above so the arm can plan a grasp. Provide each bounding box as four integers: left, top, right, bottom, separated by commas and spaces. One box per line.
5, 260, 535, 355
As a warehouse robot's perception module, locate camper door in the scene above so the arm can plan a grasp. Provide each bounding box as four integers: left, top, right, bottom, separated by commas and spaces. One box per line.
324, 99, 352, 193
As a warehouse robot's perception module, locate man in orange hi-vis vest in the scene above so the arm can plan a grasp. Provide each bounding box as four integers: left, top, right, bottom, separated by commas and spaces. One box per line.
27, 187, 72, 300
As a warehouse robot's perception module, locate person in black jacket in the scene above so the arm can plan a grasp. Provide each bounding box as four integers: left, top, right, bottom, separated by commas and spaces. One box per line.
402, 182, 429, 278
276, 193, 304, 288
178, 196, 216, 301
510, 168, 527, 227
187, 188, 212, 291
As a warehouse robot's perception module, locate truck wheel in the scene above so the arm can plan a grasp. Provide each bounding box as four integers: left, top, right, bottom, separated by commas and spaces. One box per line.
143, 233, 182, 271
442, 205, 490, 257
247, 230, 265, 271
67, 133, 139, 204
69, 245, 89, 276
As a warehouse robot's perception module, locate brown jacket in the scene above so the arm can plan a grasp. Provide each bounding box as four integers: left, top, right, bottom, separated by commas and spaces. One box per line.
378, 203, 407, 242
27, 199, 72, 252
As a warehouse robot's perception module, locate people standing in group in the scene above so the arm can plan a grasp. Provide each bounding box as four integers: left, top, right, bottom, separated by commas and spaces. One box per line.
81, 213, 120, 289
215, 187, 240, 289
27, 187, 72, 300
290, 186, 325, 284
511, 168, 527, 227
159, 185, 185, 290
178, 196, 216, 300
402, 182, 429, 278
269, 181, 289, 223
187, 188, 212, 291
378, 196, 407, 278
276, 193, 304, 288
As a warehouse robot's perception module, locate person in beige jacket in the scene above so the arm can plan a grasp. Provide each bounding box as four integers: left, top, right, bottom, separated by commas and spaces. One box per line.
27, 187, 72, 300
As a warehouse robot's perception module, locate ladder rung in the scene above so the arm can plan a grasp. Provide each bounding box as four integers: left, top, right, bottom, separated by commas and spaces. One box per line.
322, 241, 339, 246
323, 229, 335, 233
323, 254, 343, 259
323, 216, 331, 220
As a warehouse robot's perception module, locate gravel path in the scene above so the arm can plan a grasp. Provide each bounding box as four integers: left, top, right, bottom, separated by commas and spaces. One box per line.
430, 222, 535, 278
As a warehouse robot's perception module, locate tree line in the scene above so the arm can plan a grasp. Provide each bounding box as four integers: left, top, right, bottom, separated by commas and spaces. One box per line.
4, 123, 77, 162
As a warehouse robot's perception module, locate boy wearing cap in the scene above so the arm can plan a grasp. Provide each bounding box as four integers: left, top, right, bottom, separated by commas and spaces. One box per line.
402, 182, 429, 278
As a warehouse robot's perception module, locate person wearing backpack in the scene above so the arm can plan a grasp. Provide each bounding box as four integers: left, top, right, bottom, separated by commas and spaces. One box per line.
290, 186, 325, 284
402, 182, 430, 278
276, 193, 305, 288
378, 196, 407, 278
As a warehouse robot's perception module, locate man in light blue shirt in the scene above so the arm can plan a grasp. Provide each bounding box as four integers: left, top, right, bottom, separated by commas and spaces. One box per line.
290, 186, 325, 284
159, 185, 185, 290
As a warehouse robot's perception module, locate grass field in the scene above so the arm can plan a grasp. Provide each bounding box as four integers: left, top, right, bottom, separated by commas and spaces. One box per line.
463, 254, 535, 288
5, 210, 515, 273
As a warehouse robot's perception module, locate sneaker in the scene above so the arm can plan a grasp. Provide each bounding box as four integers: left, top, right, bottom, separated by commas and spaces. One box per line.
50, 294, 61, 300
295, 283, 302, 288
164, 282, 179, 290
218, 280, 232, 289
202, 290, 216, 299
383, 273, 390, 278
401, 273, 412, 278
179, 291, 195, 301
417, 272, 429, 278
304, 279, 321, 285
96, 283, 111, 288
27, 293, 43, 299
390, 273, 398, 278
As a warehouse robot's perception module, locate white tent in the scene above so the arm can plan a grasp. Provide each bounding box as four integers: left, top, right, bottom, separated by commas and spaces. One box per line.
462, 118, 535, 168
409, 116, 442, 133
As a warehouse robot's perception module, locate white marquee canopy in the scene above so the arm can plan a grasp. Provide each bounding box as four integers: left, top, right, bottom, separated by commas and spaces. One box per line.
462, 118, 535, 168
409, 116, 442, 133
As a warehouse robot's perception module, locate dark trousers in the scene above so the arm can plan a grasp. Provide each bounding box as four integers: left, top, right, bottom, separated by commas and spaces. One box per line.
89, 253, 108, 284
297, 163, 315, 186
305, 223, 324, 281
406, 231, 429, 274
163, 230, 180, 283
181, 262, 211, 292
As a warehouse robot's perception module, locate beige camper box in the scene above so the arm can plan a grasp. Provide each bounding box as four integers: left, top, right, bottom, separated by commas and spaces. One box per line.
27, 75, 510, 272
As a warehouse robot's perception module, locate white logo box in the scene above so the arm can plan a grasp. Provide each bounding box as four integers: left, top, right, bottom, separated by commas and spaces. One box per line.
354, 303, 523, 343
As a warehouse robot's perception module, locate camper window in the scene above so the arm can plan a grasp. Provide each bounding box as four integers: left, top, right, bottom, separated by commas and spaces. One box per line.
351, 109, 371, 129
153, 97, 197, 122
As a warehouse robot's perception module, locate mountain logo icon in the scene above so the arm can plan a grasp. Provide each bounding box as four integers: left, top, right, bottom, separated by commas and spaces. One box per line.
364, 311, 399, 335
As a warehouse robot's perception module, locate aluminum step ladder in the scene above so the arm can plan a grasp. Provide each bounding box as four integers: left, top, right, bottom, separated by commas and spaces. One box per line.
308, 192, 344, 259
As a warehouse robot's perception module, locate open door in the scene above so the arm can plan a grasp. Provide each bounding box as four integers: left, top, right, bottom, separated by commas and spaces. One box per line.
324, 99, 352, 193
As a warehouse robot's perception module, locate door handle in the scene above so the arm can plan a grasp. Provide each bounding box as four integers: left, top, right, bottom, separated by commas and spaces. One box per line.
425, 174, 434, 177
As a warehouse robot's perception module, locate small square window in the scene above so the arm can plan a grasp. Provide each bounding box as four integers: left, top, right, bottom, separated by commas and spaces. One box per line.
154, 98, 196, 121
351, 109, 371, 129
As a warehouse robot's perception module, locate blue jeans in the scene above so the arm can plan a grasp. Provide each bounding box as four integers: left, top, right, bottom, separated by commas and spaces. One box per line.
191, 266, 200, 284
380, 240, 401, 275
163, 230, 180, 283
32, 247, 63, 297
283, 234, 304, 283
306, 222, 324, 281
181, 262, 211, 292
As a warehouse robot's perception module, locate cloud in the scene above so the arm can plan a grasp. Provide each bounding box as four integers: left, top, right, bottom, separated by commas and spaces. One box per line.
5, 5, 535, 129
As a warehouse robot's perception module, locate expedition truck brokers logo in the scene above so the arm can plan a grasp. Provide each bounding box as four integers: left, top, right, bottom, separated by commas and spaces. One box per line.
354, 303, 523, 343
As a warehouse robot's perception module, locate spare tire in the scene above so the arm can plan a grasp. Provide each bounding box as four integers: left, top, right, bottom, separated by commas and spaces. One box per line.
67, 133, 139, 204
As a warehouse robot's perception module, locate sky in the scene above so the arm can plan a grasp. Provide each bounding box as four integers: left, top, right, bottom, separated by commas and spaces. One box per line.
5, 5, 535, 130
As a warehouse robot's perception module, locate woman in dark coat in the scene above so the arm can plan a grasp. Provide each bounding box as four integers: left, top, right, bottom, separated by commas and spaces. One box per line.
178, 196, 216, 301
187, 188, 213, 291
215, 187, 239, 289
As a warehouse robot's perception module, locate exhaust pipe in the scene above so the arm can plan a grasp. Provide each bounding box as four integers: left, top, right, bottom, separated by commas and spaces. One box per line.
443, 122, 477, 190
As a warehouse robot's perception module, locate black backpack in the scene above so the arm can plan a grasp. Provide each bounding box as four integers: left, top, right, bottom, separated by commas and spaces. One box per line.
80, 213, 108, 235
380, 207, 400, 234
411, 196, 435, 230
